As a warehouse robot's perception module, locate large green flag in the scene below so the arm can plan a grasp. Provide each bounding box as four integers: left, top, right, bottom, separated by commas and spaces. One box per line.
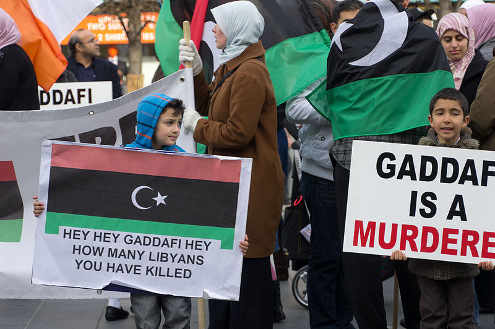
155, 0, 332, 105
308, 0, 454, 140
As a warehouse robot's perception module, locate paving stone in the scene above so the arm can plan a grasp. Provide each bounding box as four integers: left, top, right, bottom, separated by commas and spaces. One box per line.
0, 299, 42, 329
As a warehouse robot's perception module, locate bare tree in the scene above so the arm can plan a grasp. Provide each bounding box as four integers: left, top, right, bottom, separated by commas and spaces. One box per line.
94, 0, 160, 75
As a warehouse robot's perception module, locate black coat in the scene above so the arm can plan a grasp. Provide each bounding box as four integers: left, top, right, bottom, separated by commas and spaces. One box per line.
67, 56, 122, 99
460, 51, 488, 107
0, 44, 40, 111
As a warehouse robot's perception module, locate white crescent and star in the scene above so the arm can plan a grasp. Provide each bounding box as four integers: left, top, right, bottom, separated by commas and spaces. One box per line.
131, 186, 168, 210
331, 0, 409, 67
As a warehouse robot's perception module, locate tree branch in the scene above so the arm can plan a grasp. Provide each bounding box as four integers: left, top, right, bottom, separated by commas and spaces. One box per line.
118, 14, 129, 38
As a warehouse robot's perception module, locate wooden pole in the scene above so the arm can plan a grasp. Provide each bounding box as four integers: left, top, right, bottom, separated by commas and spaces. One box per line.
392, 273, 399, 329
197, 298, 206, 329
183, 20, 203, 327
183, 21, 193, 69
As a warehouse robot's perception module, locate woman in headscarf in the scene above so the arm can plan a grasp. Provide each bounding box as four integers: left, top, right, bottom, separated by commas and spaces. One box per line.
465, 3, 495, 61
0, 8, 39, 110
436, 12, 488, 106
178, 2, 284, 328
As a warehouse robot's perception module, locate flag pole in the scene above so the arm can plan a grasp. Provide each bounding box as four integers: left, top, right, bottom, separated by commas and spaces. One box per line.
392, 273, 399, 329
183, 21, 205, 329
183, 21, 193, 69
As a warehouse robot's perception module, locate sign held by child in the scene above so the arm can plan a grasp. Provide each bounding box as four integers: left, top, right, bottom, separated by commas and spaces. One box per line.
32, 141, 252, 300
344, 140, 495, 264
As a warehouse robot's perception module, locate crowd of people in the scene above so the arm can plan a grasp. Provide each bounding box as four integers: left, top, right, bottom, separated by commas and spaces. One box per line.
2, 0, 495, 329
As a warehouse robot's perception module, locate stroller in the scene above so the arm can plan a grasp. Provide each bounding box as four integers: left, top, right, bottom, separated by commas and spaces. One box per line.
281, 147, 310, 308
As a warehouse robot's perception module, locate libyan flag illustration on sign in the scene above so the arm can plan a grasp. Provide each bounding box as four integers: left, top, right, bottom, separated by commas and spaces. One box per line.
0, 161, 23, 242
32, 141, 252, 300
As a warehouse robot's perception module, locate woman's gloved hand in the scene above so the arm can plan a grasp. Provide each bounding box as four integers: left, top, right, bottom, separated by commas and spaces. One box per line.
179, 39, 203, 76
182, 108, 202, 133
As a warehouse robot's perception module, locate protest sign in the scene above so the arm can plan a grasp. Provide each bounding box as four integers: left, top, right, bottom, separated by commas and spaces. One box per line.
343, 141, 495, 264
0, 68, 195, 298
39, 82, 112, 110
32, 141, 251, 300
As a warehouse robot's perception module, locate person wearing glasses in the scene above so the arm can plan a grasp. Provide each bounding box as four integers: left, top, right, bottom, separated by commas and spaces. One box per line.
67, 29, 122, 99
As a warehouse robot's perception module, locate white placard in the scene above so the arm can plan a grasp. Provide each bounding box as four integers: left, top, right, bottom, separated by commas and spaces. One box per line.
32, 141, 251, 300
39, 82, 112, 110
0, 68, 196, 298
343, 141, 495, 264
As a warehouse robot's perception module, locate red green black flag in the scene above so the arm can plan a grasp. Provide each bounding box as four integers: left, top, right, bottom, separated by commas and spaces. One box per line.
44, 143, 249, 250
0, 161, 23, 242
308, 0, 455, 140
155, 0, 332, 105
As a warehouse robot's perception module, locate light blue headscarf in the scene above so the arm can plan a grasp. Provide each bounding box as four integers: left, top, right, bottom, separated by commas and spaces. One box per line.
211, 1, 265, 65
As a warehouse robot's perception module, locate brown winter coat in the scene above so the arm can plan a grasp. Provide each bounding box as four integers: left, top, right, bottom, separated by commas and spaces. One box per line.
193, 41, 284, 258
470, 58, 495, 151
408, 127, 480, 280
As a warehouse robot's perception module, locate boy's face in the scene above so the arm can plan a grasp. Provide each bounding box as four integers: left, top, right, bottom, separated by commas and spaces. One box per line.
428, 98, 470, 145
152, 108, 182, 149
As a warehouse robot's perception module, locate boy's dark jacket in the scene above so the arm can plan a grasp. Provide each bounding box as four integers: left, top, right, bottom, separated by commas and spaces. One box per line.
408, 127, 480, 280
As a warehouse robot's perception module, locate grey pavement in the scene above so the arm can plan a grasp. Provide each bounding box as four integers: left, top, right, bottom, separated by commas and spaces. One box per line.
1, 273, 494, 329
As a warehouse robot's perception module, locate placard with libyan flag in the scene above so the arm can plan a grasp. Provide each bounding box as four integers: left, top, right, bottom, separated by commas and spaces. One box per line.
32, 140, 252, 300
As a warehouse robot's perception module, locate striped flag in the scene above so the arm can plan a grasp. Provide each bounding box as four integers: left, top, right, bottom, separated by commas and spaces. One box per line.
155, 0, 331, 105
308, 0, 454, 140
44, 142, 247, 250
0, 161, 23, 242
0, 0, 102, 90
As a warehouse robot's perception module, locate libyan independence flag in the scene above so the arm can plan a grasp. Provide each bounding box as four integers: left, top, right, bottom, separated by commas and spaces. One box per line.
0, 161, 23, 242
308, 0, 454, 140
155, 0, 332, 105
43, 142, 251, 250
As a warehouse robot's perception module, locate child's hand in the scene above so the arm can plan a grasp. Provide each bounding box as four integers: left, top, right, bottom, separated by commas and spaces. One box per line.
33, 196, 45, 217
390, 250, 407, 261
239, 235, 249, 256
478, 261, 494, 271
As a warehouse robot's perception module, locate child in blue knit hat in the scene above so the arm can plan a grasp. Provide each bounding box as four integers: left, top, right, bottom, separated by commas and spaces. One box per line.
126, 93, 186, 152
34, 93, 248, 329
125, 93, 192, 329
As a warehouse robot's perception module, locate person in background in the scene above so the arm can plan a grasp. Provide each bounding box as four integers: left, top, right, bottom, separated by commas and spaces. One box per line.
471, 58, 495, 150
464, 3, 495, 61
67, 29, 122, 99
409, 8, 436, 28
328, 0, 440, 328
0, 8, 39, 111
436, 13, 488, 106
286, 2, 362, 328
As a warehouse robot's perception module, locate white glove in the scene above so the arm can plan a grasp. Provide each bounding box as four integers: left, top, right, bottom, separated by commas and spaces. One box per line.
179, 39, 203, 76
182, 108, 202, 133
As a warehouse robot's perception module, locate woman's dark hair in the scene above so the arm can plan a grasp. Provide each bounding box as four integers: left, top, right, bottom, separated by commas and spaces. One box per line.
312, 0, 336, 35
429, 88, 469, 116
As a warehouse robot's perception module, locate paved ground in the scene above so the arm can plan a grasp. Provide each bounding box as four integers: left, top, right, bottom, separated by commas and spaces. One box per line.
1, 273, 493, 329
